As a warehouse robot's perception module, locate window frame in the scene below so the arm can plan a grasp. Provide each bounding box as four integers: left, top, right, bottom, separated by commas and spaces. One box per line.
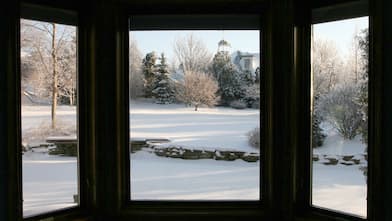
2, 0, 389, 220
19, 3, 86, 221
302, 1, 371, 220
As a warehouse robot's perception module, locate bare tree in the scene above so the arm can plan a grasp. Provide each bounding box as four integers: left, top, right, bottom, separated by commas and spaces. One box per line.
129, 37, 144, 98
176, 71, 219, 111
312, 38, 344, 95
173, 34, 212, 73
21, 19, 76, 128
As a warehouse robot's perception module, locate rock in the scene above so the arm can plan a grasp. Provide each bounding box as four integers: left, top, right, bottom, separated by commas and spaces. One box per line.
182, 150, 200, 160
154, 149, 167, 157
340, 161, 355, 166
215, 151, 238, 161
199, 150, 215, 159
323, 158, 339, 165
351, 159, 361, 164
241, 153, 259, 162
312, 155, 319, 161
342, 155, 354, 161
48, 143, 77, 156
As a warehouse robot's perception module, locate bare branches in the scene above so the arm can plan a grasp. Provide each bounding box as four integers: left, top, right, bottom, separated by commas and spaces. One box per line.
176, 71, 219, 111
173, 34, 212, 73
20, 19, 77, 127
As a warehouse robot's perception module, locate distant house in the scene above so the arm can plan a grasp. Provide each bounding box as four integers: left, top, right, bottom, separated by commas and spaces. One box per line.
232, 51, 260, 74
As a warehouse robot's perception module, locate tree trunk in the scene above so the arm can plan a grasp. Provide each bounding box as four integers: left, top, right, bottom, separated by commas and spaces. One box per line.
194, 104, 198, 111
51, 23, 57, 129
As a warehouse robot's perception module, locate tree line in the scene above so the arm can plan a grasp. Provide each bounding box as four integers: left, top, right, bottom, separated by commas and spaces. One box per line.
312, 29, 368, 147
130, 34, 261, 111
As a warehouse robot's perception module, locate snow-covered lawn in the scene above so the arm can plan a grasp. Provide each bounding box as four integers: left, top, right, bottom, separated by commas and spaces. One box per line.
131, 151, 259, 200
312, 122, 367, 218
23, 152, 78, 217
130, 100, 260, 152
21, 102, 367, 218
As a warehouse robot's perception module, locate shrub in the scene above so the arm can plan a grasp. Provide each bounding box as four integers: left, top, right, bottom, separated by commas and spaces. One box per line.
230, 100, 247, 109
242, 84, 260, 108
176, 71, 219, 111
318, 85, 362, 139
247, 127, 260, 149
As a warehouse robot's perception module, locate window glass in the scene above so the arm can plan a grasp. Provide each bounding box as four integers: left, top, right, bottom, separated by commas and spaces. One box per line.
21, 19, 79, 217
129, 30, 261, 200
311, 17, 368, 217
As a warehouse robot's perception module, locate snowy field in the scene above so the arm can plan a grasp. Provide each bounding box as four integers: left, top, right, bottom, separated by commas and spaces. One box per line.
22, 102, 367, 217
23, 152, 78, 217
312, 122, 367, 218
129, 100, 261, 200
130, 99, 260, 152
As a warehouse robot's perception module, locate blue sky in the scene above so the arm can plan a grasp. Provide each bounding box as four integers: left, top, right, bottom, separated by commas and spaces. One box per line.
130, 16, 368, 63
313, 16, 368, 57
130, 30, 260, 63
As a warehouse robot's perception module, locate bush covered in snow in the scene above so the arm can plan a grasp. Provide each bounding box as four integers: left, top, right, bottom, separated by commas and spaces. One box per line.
242, 83, 260, 108
319, 85, 362, 140
247, 127, 260, 149
230, 100, 247, 109
176, 71, 219, 111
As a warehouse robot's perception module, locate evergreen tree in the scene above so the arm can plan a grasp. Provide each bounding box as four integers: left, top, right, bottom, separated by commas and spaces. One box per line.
357, 29, 369, 146
142, 52, 157, 98
152, 53, 175, 104
212, 51, 245, 104
312, 94, 326, 148
254, 67, 261, 83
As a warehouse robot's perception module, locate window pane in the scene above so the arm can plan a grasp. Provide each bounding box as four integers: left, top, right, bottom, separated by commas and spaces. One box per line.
311, 17, 368, 217
21, 19, 78, 217
129, 30, 261, 200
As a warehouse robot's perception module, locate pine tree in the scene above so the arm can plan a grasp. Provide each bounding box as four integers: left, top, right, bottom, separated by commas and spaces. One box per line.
312, 94, 326, 148
212, 51, 245, 105
357, 29, 369, 146
152, 53, 175, 104
142, 52, 157, 98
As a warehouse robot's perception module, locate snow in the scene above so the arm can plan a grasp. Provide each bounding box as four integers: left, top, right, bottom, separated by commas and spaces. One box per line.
130, 100, 260, 152
312, 163, 367, 218
312, 122, 367, 218
23, 152, 78, 217
22, 105, 77, 131
313, 122, 366, 155
131, 151, 260, 200
21, 102, 367, 218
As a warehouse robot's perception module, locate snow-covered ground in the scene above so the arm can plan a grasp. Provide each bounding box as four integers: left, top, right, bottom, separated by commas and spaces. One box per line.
312, 122, 367, 218
131, 151, 259, 200
22, 152, 78, 217
22, 105, 77, 132
21, 102, 367, 218
130, 99, 260, 152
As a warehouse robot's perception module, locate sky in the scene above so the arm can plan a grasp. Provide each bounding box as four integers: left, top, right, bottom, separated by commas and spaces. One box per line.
130, 30, 260, 63
313, 16, 369, 58
130, 16, 368, 63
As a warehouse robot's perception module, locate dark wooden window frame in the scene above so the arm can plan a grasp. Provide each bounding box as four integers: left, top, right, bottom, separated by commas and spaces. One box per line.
2, 0, 392, 221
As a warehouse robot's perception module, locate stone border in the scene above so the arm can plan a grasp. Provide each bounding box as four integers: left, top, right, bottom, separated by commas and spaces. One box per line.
312, 154, 367, 166
151, 146, 260, 162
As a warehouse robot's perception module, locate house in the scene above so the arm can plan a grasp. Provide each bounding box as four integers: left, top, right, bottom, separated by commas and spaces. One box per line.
232, 51, 260, 74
